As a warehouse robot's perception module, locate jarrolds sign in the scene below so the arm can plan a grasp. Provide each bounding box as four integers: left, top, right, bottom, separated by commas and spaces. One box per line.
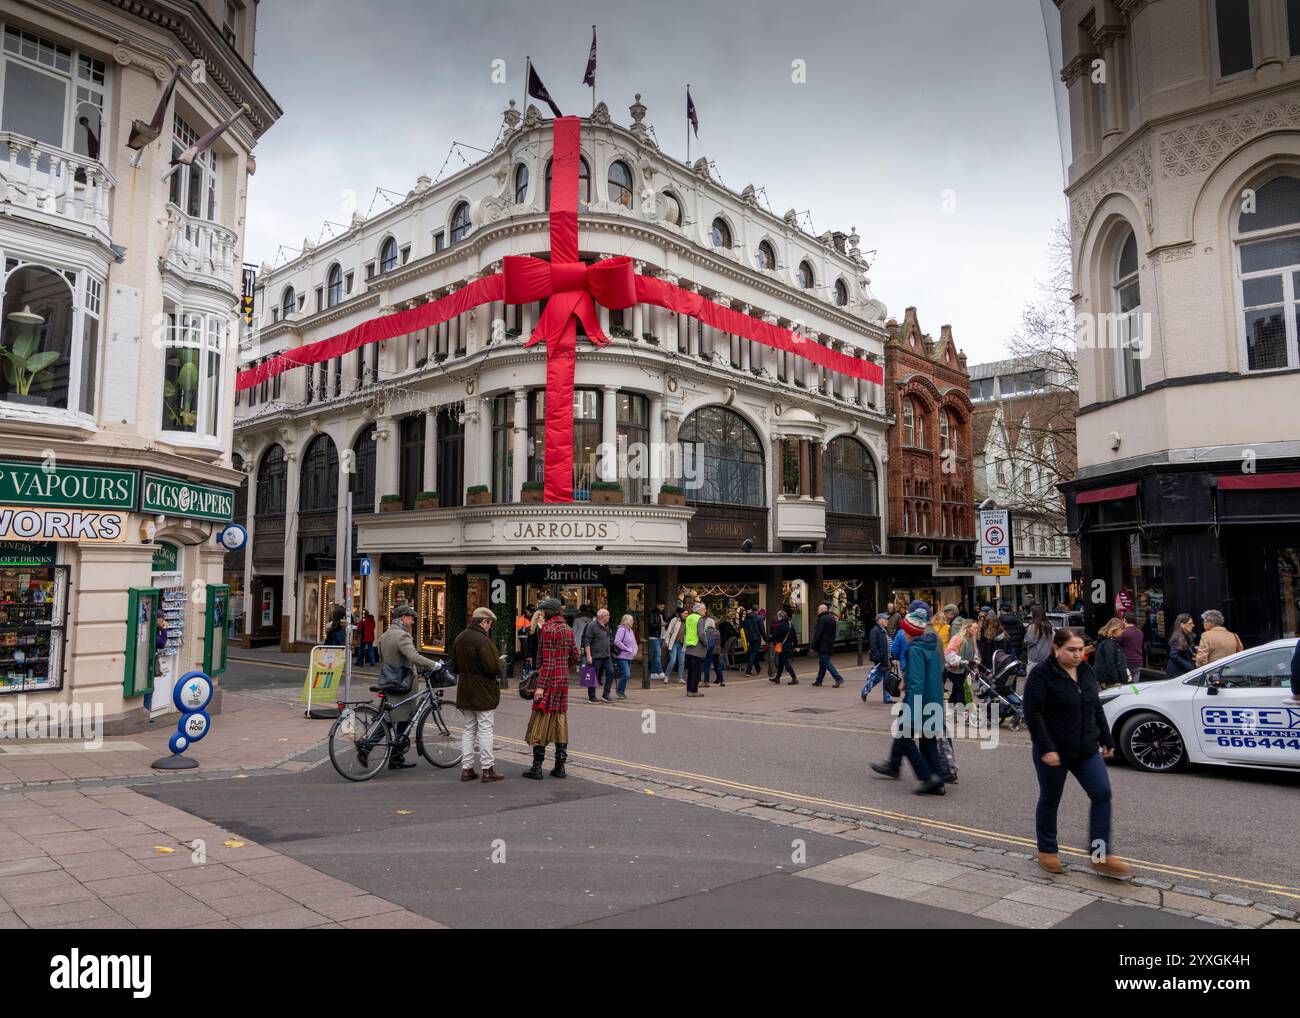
504, 520, 617, 541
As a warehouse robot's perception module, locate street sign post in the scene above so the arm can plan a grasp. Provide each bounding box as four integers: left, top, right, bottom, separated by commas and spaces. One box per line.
979, 509, 1015, 608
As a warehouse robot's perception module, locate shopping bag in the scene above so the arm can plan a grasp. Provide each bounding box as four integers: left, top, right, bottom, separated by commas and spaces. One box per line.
963, 677, 973, 704
578, 664, 599, 688
937, 737, 959, 783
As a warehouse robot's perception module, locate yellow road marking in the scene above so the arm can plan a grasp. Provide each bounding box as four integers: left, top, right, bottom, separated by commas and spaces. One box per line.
490, 736, 1300, 901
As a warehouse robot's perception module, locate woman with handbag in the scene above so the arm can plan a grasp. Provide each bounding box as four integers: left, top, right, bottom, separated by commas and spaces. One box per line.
523, 599, 580, 779
945, 619, 978, 706
769, 610, 798, 685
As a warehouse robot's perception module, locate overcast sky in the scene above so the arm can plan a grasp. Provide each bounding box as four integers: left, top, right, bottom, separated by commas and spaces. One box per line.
245, 0, 1067, 365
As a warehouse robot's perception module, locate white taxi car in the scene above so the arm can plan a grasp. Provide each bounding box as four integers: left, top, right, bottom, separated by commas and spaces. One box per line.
1101, 638, 1300, 773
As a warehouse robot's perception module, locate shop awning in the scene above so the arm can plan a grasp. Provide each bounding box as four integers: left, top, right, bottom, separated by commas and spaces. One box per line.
1218, 471, 1300, 491
1076, 482, 1138, 505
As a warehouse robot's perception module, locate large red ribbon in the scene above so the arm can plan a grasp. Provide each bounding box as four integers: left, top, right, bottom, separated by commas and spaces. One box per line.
237, 116, 884, 504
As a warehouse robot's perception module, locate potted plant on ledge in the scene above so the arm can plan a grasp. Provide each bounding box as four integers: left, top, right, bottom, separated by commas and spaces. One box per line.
415, 490, 439, 510
467, 484, 492, 506
658, 484, 686, 507
380, 494, 403, 513
521, 480, 544, 503
590, 481, 624, 504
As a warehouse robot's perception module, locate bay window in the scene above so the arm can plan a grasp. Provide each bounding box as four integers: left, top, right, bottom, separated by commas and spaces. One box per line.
1, 26, 106, 167
169, 115, 217, 222
161, 307, 224, 437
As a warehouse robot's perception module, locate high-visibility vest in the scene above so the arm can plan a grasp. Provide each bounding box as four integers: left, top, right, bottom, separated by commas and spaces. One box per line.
685, 614, 701, 646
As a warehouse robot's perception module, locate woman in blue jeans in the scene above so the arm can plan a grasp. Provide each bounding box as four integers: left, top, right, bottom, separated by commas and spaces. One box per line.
609, 614, 638, 700
1023, 629, 1131, 880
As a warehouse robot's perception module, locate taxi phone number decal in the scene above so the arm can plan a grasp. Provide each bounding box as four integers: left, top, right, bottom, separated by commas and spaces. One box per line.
1201, 706, 1300, 750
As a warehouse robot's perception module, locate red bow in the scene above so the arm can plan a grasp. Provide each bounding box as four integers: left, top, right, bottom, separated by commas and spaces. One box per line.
501, 254, 637, 349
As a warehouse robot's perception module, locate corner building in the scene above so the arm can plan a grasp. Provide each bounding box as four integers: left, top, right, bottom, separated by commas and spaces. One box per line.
233, 97, 975, 657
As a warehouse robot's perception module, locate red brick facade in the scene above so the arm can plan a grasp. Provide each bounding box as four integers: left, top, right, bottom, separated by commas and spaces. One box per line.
884, 307, 975, 561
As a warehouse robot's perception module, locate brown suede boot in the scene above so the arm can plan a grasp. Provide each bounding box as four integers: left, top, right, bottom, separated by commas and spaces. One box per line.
480, 767, 506, 783
460, 768, 478, 782
1038, 852, 1064, 874
1090, 855, 1132, 879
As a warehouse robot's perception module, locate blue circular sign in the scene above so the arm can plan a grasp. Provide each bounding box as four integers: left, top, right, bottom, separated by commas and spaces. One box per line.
173, 670, 214, 713
177, 710, 211, 744
168, 732, 189, 754
217, 524, 247, 552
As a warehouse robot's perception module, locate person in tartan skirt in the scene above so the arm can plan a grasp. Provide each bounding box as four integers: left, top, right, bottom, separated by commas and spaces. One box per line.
523, 598, 580, 779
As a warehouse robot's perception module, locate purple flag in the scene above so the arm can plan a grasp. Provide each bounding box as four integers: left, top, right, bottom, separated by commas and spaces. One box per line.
582, 26, 597, 87
528, 62, 563, 118
687, 88, 699, 138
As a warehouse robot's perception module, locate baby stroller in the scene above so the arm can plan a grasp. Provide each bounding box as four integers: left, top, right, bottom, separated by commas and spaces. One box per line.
968, 649, 1024, 731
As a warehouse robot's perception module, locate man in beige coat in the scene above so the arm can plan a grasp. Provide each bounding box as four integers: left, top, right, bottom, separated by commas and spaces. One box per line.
452, 607, 505, 783
1194, 610, 1243, 667
377, 604, 440, 769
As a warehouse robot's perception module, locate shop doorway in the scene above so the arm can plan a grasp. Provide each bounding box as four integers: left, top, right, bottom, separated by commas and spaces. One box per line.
250, 576, 281, 644
147, 542, 186, 717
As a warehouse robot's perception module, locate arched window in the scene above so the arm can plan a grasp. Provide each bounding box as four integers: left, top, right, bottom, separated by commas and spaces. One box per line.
902, 397, 925, 448
711, 217, 732, 250
514, 163, 529, 204
1236, 175, 1300, 372
299, 434, 339, 512
798, 260, 814, 289
756, 240, 776, 269
940, 409, 961, 455
379, 237, 398, 274
824, 437, 879, 517
349, 428, 376, 513
678, 406, 765, 507
280, 286, 295, 320
1114, 228, 1143, 395
255, 445, 287, 516
1, 265, 77, 412
608, 160, 633, 208
544, 156, 591, 209
833, 278, 849, 306
326, 264, 342, 307
449, 202, 471, 244
663, 191, 683, 226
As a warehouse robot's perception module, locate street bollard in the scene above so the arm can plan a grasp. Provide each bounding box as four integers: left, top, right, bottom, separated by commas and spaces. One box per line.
498, 637, 509, 688
856, 627, 864, 667
642, 651, 650, 689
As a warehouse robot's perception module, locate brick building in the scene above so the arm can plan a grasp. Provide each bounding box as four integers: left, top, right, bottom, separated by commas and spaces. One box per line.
883, 307, 977, 608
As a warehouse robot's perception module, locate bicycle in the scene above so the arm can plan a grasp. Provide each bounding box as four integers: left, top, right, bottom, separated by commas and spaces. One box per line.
328, 662, 466, 781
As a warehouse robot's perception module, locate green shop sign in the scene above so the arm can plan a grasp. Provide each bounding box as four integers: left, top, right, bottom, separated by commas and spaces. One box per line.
151, 542, 179, 573
0, 540, 56, 567
0, 460, 136, 509
140, 473, 235, 522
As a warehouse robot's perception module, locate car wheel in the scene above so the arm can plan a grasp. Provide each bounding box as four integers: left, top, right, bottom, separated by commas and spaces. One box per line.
1118, 712, 1187, 773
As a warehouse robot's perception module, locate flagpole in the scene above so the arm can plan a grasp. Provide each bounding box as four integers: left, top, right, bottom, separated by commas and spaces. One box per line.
686, 84, 690, 166
591, 25, 596, 115
523, 55, 530, 119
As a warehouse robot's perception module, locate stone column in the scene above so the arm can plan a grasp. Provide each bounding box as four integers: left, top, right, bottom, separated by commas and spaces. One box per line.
281, 442, 301, 651
241, 456, 256, 644
335, 445, 352, 599
762, 313, 780, 378
374, 417, 398, 510
423, 409, 436, 496
1096, 25, 1126, 141
649, 394, 665, 499
601, 384, 618, 481
449, 304, 461, 355
632, 261, 646, 339
521, 301, 534, 339
479, 394, 493, 495
737, 304, 752, 371
512, 387, 528, 501
799, 439, 811, 497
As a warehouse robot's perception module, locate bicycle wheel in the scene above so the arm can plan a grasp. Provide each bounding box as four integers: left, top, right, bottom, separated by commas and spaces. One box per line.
415, 701, 464, 769
329, 705, 391, 781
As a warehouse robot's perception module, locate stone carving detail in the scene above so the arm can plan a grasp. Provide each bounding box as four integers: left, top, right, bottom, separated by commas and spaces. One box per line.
692, 157, 710, 177
112, 45, 172, 81
1159, 99, 1300, 178
1069, 138, 1152, 237
523, 104, 543, 129
628, 94, 652, 145
591, 101, 611, 126
740, 184, 758, 206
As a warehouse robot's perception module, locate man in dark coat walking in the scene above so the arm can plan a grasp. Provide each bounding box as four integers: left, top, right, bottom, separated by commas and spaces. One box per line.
452, 606, 505, 782
811, 603, 844, 687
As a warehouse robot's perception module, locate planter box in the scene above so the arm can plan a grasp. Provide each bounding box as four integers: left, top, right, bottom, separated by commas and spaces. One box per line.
521, 487, 544, 503
379, 500, 403, 513
467, 490, 492, 506
590, 488, 624, 505
658, 492, 686, 507
414, 497, 440, 510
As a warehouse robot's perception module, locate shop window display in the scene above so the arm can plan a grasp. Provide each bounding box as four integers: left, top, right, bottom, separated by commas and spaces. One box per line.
0, 544, 67, 693
419, 578, 447, 651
